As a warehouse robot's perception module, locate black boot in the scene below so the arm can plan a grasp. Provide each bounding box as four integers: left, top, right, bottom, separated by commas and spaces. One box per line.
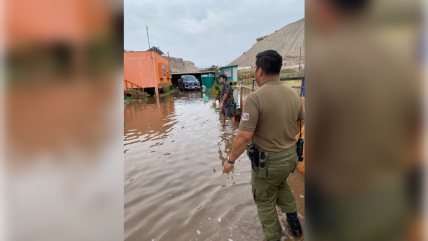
286, 212, 302, 237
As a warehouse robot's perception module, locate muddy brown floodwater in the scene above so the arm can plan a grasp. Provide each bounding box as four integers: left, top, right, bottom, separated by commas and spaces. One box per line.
124, 88, 305, 241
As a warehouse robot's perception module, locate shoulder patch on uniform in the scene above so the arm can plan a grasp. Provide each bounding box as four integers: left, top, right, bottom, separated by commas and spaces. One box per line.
242, 113, 250, 121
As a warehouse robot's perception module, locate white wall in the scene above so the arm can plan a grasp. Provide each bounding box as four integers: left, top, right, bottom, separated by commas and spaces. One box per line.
238, 66, 253, 70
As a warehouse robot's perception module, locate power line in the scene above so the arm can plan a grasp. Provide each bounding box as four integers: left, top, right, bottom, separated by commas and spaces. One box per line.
124, 40, 147, 48
124, 40, 148, 49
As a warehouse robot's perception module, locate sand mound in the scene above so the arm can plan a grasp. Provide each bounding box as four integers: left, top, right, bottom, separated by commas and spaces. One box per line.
229, 18, 305, 69
166, 56, 200, 73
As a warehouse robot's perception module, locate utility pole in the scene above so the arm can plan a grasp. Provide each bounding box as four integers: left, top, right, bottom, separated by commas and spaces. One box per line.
146, 25, 157, 96
299, 46, 301, 73
146, 25, 150, 49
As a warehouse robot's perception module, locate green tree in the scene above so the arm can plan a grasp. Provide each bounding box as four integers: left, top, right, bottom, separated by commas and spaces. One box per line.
207, 65, 217, 71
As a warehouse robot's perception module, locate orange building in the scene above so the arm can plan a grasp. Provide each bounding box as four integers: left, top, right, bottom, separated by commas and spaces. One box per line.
124, 49, 171, 95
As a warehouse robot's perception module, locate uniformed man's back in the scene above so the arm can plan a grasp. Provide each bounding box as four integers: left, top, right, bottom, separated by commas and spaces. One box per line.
240, 77, 304, 153
224, 50, 304, 240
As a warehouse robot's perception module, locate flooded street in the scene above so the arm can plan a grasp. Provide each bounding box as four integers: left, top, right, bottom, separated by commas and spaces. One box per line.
124, 88, 305, 241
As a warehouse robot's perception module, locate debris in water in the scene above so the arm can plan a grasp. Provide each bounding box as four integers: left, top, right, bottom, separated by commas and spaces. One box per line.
218, 218, 221, 222
169, 194, 171, 196
197, 230, 201, 235
300, 195, 304, 198
208, 218, 211, 220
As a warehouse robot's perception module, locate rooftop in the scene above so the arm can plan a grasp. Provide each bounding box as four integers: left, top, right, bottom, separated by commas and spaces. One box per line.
147, 46, 164, 56
219, 65, 238, 69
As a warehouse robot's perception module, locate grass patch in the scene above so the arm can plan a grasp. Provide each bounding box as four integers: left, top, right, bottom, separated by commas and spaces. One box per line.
124, 96, 136, 107
127, 89, 141, 95
208, 84, 221, 99
279, 69, 304, 78
283, 80, 301, 87
124, 92, 151, 107
160, 86, 176, 97
164, 83, 171, 93
237, 68, 304, 86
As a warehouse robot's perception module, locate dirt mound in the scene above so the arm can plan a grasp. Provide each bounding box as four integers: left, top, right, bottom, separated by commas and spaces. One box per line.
166, 57, 200, 73
229, 18, 305, 69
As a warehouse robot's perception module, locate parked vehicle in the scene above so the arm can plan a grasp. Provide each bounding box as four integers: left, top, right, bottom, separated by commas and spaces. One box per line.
178, 75, 201, 91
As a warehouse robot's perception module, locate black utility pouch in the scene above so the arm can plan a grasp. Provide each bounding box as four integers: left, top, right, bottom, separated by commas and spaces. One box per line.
257, 152, 268, 178
296, 137, 304, 162
247, 144, 259, 167
296, 118, 304, 162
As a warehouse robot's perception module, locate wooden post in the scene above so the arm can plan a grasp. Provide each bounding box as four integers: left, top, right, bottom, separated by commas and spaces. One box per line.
200, 74, 203, 97
240, 86, 243, 108
300, 76, 305, 97
126, 80, 128, 90
299, 47, 301, 73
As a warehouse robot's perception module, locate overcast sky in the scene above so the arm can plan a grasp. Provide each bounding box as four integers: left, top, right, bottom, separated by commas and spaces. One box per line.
124, 0, 304, 68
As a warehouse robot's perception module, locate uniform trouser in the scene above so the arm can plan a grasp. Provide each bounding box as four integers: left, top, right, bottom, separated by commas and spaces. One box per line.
250, 146, 299, 241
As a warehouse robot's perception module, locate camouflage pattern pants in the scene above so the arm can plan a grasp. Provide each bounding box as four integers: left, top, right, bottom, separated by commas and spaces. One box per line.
250, 146, 299, 241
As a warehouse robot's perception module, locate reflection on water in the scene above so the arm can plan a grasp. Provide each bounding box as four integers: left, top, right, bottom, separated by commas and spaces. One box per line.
124, 88, 305, 241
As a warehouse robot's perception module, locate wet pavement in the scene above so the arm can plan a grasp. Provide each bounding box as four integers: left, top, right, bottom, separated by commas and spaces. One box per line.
124, 88, 305, 241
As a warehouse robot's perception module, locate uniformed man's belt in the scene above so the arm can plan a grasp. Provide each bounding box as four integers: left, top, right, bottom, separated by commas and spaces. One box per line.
262, 145, 297, 162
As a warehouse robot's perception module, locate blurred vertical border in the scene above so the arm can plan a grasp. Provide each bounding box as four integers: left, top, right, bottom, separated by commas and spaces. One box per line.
306, 0, 425, 240
1, 0, 124, 240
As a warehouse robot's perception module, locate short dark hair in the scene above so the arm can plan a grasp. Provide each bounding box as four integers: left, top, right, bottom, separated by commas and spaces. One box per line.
324, 0, 370, 13
255, 50, 282, 76
219, 74, 228, 81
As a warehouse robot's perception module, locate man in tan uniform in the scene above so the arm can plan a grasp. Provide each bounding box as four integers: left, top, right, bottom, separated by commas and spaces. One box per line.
223, 50, 304, 240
